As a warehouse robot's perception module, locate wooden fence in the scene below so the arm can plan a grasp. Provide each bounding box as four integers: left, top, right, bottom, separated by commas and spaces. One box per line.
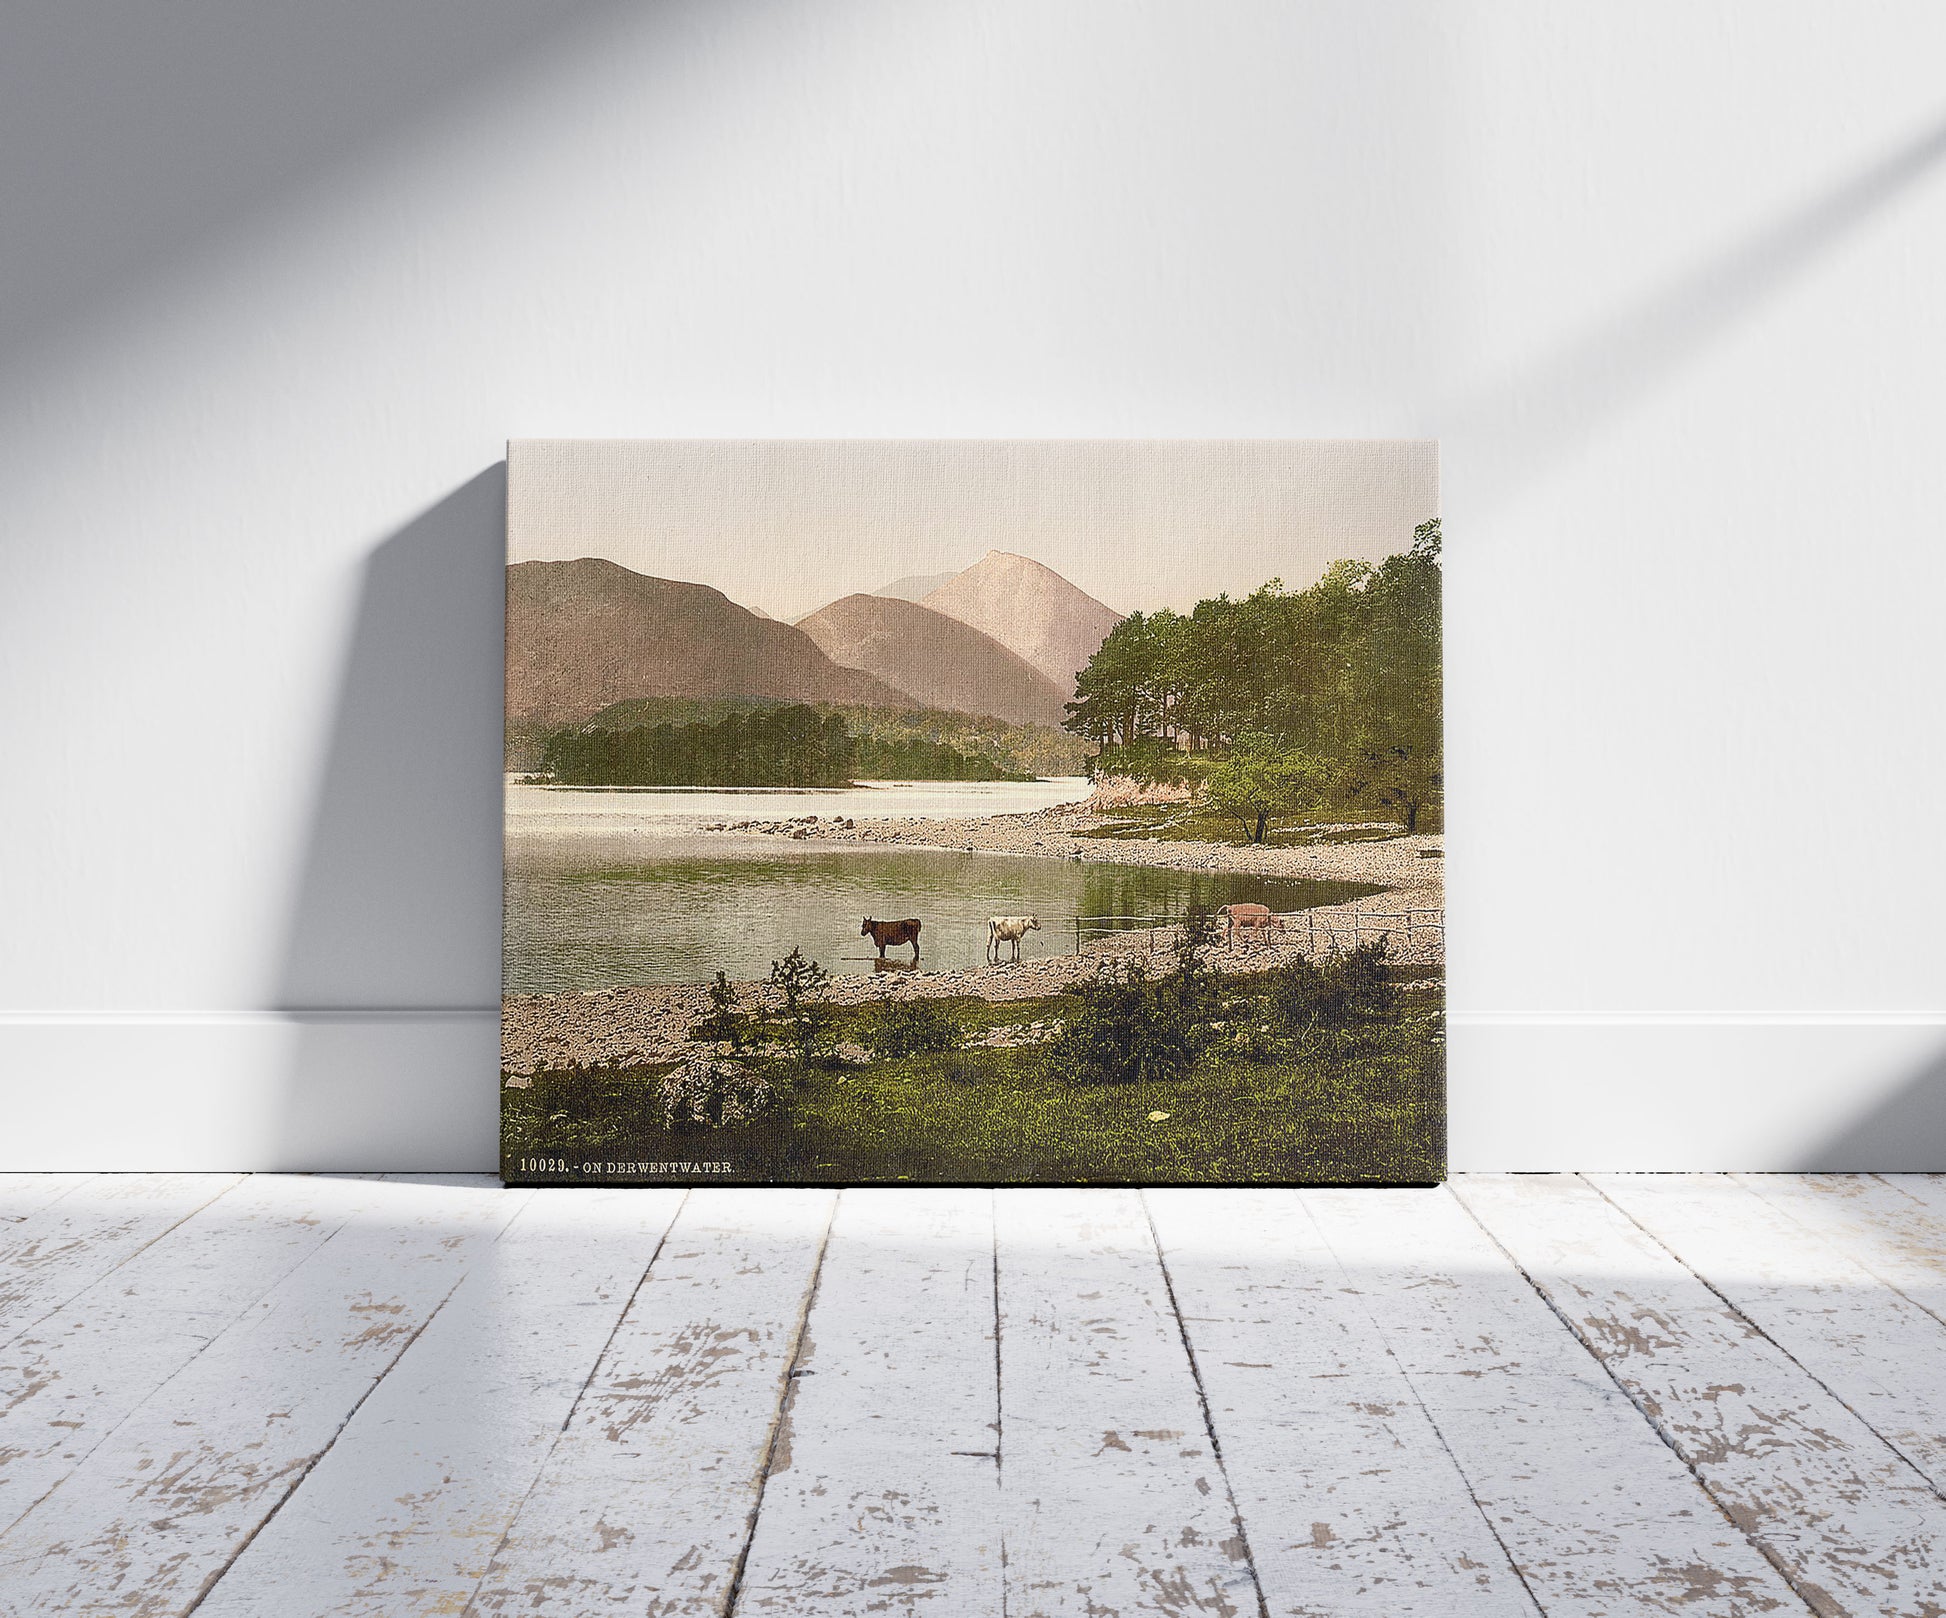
1070, 909, 1444, 956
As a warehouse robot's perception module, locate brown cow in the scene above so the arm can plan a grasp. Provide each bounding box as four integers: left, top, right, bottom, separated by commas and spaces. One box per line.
862, 917, 922, 964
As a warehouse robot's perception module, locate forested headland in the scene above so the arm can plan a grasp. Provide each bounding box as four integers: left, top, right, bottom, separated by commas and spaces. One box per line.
539, 704, 1033, 787
1065, 520, 1441, 836
583, 698, 1085, 777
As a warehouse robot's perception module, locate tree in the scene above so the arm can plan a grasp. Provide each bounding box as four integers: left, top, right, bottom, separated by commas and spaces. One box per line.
688, 970, 748, 1049
1342, 738, 1441, 835
1340, 519, 1441, 832
1065, 612, 1163, 750
1199, 733, 1327, 844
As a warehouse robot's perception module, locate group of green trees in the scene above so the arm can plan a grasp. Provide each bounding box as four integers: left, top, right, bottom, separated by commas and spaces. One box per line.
573, 697, 1086, 778
860, 734, 1032, 781
543, 705, 854, 787
540, 704, 1027, 788
1064, 519, 1442, 835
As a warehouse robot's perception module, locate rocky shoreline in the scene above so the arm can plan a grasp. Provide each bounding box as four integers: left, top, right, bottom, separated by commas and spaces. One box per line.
501, 799, 1444, 1079
714, 799, 1442, 888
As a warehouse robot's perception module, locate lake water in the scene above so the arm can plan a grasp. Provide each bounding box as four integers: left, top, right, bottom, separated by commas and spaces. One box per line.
506, 775, 1094, 830
505, 778, 1379, 993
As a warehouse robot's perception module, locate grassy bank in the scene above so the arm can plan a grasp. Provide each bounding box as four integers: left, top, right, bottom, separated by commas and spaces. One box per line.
1076, 801, 1444, 846
502, 972, 1444, 1185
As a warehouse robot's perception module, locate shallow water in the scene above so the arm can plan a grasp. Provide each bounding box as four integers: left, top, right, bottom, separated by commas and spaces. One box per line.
505, 816, 1379, 992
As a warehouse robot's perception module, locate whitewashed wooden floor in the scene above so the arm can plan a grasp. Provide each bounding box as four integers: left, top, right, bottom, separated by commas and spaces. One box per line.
2, 1177, 1944, 1615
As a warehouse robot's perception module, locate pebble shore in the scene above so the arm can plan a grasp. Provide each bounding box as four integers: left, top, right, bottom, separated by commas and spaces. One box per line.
501, 801, 1444, 1079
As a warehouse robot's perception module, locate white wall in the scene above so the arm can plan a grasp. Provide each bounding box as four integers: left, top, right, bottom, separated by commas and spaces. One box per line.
4, 1, 1943, 1170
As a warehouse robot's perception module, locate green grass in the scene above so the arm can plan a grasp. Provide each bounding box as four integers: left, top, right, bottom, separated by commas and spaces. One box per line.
501, 986, 1444, 1186
1077, 801, 1442, 845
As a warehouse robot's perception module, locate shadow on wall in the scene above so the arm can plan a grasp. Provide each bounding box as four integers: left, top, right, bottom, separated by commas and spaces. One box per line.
272, 466, 507, 1172
1449, 111, 1946, 512
1797, 1046, 1946, 1173
0, 0, 649, 375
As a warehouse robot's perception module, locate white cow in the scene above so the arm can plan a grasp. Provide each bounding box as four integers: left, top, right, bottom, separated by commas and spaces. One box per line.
987, 915, 1041, 963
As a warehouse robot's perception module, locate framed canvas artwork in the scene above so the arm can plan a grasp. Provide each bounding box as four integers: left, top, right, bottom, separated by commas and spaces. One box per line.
502, 440, 1443, 1185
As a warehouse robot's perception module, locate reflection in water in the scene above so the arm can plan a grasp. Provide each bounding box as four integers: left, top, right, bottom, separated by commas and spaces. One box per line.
504, 835, 1378, 993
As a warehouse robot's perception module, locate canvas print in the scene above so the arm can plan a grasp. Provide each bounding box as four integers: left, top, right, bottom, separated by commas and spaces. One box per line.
502, 440, 1443, 1185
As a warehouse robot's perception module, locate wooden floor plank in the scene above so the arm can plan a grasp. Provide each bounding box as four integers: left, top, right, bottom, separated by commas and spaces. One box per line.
1147, 1188, 1539, 1617
1458, 1173, 1946, 1617
1878, 1175, 1946, 1217
14, 1174, 1941, 1617
1305, 1185, 1807, 1616
465, 1187, 837, 1616
0, 1176, 526, 1616
0, 1174, 96, 1223
1734, 1176, 1946, 1323
191, 1186, 686, 1618
1594, 1173, 1946, 1499
0, 1175, 405, 1536
995, 1188, 1261, 1618
732, 1188, 1003, 1615
0, 1173, 244, 1348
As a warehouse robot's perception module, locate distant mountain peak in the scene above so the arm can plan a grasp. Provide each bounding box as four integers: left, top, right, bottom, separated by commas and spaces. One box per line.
872, 569, 960, 604
920, 553, 1123, 695
796, 593, 1070, 728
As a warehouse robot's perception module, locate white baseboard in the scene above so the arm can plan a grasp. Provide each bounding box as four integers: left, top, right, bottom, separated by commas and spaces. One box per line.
0, 1012, 500, 1172
1, 1012, 1941, 1173
1448, 1015, 1946, 1171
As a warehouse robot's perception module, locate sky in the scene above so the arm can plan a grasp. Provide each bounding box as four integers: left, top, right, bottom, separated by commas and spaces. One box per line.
507, 439, 1438, 621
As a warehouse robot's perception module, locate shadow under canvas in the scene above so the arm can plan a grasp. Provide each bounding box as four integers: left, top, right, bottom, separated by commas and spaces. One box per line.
270, 465, 507, 1171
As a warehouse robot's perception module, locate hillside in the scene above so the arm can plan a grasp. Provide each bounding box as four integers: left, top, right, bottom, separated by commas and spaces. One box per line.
921, 550, 1123, 695
505, 559, 913, 726
577, 696, 1090, 777
795, 594, 1071, 727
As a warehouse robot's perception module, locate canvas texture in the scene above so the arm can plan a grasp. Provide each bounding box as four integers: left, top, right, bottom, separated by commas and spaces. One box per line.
502, 440, 1443, 1185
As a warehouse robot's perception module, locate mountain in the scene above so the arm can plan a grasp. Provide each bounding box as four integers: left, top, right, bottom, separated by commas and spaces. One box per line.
506, 559, 914, 726
921, 550, 1123, 695
795, 594, 1072, 727
873, 570, 958, 603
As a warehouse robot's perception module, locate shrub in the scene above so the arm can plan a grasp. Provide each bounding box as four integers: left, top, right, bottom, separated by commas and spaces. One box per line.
1211, 1000, 1285, 1064
1172, 905, 1222, 987
1266, 940, 1398, 1034
768, 947, 837, 1065
688, 970, 749, 1049
1043, 959, 1202, 1086
658, 1053, 779, 1130
865, 994, 966, 1058
1042, 906, 1232, 1086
